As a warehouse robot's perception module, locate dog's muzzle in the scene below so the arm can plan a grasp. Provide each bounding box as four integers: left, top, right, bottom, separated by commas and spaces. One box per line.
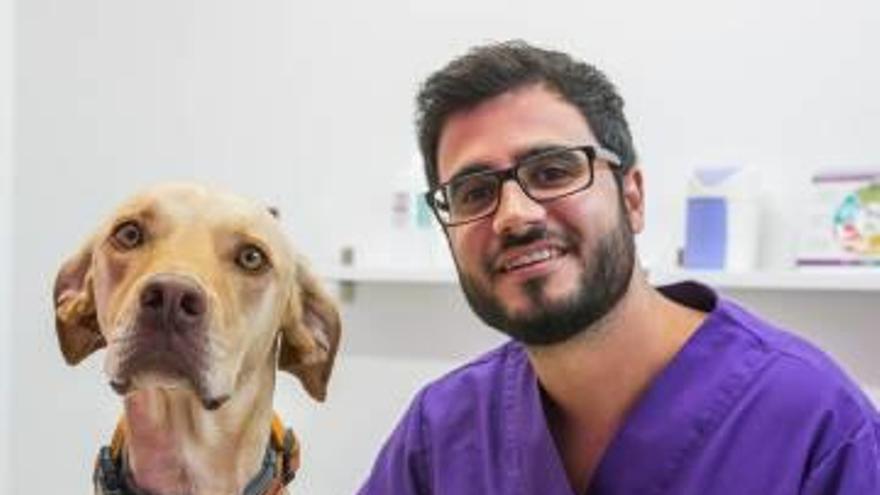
110, 273, 220, 407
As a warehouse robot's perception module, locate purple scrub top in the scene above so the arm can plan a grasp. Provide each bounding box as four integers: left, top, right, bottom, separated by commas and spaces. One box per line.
358, 282, 880, 494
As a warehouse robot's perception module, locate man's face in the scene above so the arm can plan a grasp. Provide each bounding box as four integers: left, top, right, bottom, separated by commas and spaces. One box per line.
436, 84, 644, 345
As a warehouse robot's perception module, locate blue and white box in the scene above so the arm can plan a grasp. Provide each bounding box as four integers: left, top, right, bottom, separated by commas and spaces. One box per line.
683, 167, 760, 271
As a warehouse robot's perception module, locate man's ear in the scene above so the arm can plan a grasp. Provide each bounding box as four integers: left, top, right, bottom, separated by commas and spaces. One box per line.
621, 166, 645, 234
53, 239, 105, 365
278, 260, 341, 402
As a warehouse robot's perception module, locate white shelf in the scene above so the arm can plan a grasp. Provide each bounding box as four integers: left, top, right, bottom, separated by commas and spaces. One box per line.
320, 265, 880, 292
321, 265, 457, 284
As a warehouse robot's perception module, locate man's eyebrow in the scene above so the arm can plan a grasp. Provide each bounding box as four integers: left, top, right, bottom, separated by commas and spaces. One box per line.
447, 163, 494, 184
444, 144, 573, 184
513, 144, 569, 162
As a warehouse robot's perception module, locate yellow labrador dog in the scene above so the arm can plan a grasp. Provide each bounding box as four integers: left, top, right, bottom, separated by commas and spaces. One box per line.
53, 183, 341, 495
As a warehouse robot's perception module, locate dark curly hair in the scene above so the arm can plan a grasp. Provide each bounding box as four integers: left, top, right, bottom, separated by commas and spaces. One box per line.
416, 40, 637, 189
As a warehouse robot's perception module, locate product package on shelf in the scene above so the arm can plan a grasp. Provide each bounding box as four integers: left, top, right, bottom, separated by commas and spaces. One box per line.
797, 170, 880, 267
682, 167, 760, 272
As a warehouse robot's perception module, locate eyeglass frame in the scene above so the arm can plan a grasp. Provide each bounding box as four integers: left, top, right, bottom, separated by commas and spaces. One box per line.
424, 144, 623, 227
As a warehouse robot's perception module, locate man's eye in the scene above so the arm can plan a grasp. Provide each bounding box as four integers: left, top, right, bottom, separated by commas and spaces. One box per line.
111, 221, 145, 250
449, 177, 498, 215
527, 160, 584, 188
460, 184, 494, 204
536, 165, 574, 182
236, 244, 270, 273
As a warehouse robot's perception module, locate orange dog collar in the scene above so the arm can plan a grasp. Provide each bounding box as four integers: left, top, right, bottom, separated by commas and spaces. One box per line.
94, 412, 299, 495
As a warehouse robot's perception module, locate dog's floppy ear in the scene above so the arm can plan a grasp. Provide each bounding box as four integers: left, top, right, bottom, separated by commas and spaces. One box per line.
53, 239, 105, 365
278, 260, 341, 402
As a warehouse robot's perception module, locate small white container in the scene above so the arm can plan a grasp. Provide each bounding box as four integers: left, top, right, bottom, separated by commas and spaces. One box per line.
683, 167, 760, 272
387, 155, 453, 271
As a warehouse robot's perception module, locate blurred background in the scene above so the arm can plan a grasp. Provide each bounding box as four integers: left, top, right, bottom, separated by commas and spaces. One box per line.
2, 0, 879, 493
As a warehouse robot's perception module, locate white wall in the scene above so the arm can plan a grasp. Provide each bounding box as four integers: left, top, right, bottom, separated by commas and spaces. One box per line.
1, 0, 12, 490
12, 0, 880, 493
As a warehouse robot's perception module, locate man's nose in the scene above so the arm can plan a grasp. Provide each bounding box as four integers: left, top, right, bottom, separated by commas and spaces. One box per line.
491, 180, 547, 235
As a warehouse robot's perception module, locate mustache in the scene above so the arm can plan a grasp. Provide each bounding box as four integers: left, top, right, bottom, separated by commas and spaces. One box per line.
499, 225, 549, 250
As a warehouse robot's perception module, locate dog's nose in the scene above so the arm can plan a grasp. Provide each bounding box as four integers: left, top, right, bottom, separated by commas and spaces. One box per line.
139, 275, 207, 331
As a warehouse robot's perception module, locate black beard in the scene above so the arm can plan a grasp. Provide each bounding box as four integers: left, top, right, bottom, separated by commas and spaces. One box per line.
456, 197, 636, 346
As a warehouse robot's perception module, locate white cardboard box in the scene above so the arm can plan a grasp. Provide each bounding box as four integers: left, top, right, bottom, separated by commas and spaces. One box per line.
797, 171, 880, 267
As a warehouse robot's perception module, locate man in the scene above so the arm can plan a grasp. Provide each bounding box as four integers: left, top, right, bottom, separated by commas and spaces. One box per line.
358, 41, 880, 494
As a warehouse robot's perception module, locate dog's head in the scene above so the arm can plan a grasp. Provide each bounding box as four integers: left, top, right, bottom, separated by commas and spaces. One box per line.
53, 183, 341, 408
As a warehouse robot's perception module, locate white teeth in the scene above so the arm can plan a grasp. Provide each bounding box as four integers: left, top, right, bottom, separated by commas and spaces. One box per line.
504, 248, 557, 271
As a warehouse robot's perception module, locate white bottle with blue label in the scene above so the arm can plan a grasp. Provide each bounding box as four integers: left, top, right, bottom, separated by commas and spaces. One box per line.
683, 167, 760, 272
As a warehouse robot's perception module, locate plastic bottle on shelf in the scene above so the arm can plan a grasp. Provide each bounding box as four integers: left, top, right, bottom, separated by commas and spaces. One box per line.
389, 155, 452, 272
683, 166, 760, 272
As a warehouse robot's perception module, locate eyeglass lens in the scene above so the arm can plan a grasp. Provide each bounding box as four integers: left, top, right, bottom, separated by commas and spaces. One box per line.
442, 147, 592, 224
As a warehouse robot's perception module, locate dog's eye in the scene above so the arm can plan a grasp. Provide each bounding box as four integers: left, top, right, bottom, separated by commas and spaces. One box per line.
111, 221, 144, 250
236, 245, 270, 273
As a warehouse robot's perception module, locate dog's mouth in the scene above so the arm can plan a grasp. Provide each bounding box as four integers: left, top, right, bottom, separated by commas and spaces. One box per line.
110, 376, 229, 410
109, 328, 229, 410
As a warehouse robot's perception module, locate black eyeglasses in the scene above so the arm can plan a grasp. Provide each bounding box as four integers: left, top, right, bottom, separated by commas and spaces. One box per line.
425, 145, 622, 227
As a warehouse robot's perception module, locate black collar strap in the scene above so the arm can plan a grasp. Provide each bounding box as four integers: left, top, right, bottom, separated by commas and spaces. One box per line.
94, 414, 298, 495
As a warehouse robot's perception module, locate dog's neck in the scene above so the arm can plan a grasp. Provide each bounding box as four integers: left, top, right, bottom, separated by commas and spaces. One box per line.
121, 368, 276, 495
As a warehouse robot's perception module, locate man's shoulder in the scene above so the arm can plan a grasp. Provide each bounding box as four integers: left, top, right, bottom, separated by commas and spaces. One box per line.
716, 297, 878, 432
718, 297, 864, 392
711, 299, 880, 488
413, 340, 525, 419
755, 339, 877, 432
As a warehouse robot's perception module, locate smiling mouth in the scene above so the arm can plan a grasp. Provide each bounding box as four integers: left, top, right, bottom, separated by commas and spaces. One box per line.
499, 246, 566, 273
